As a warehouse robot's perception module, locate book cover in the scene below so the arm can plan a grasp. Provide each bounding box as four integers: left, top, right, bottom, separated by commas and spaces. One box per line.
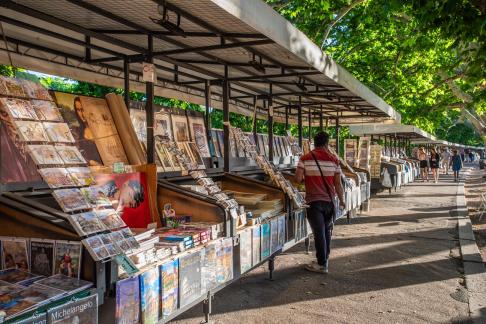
28, 145, 63, 165
82, 236, 110, 261
0, 291, 36, 320
39, 168, 76, 189
18, 283, 64, 304
36, 274, 92, 293
261, 222, 271, 259
96, 209, 126, 230
47, 294, 97, 324
1, 238, 29, 271
42, 122, 75, 143
15, 121, 49, 142
0, 98, 37, 120
31, 100, 62, 122
53, 241, 82, 278
11, 312, 47, 324
178, 250, 201, 308
160, 259, 178, 319
80, 187, 112, 208
239, 229, 252, 274
140, 267, 160, 324
116, 276, 140, 324
252, 226, 261, 266
270, 218, 279, 254
68, 212, 106, 237
30, 239, 55, 277
0, 280, 23, 295
67, 167, 95, 186
200, 241, 217, 293
52, 188, 90, 212
0, 269, 42, 286
221, 238, 233, 283
54, 145, 86, 165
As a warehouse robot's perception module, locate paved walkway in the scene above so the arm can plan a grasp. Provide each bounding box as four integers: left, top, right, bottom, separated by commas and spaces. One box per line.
174, 172, 471, 323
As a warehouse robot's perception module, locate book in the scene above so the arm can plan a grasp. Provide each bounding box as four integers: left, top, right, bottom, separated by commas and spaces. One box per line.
1, 238, 29, 271
0, 98, 37, 120
80, 187, 112, 208
67, 167, 95, 186
18, 283, 64, 304
54, 145, 86, 164
140, 267, 160, 324
82, 235, 110, 261
30, 239, 55, 277
0, 280, 23, 295
28, 145, 64, 165
68, 211, 107, 236
160, 259, 178, 319
15, 121, 49, 142
39, 168, 76, 188
96, 209, 126, 230
31, 100, 62, 121
219, 237, 233, 283
115, 276, 140, 324
277, 215, 286, 249
261, 222, 271, 259
53, 241, 82, 278
178, 250, 201, 308
43, 122, 75, 143
47, 294, 98, 323
36, 274, 92, 294
239, 228, 252, 274
252, 226, 261, 266
200, 242, 217, 293
52, 188, 90, 212
270, 218, 279, 254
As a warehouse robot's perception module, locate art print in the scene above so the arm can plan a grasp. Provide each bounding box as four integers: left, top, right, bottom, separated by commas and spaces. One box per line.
154, 111, 173, 139
53, 241, 82, 278
28, 145, 63, 165
96, 209, 126, 230
43, 122, 75, 143
31, 100, 62, 121
69, 211, 106, 236
130, 109, 147, 144
188, 117, 210, 158
80, 186, 112, 208
0, 76, 26, 97
15, 121, 49, 142
155, 142, 174, 172
55, 145, 86, 164
1, 238, 29, 271
67, 167, 95, 186
52, 188, 90, 212
0, 98, 37, 120
171, 114, 189, 142
30, 239, 55, 277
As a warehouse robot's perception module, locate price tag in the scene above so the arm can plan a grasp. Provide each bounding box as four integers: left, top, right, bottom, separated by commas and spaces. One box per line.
113, 162, 124, 173
143, 62, 157, 83
114, 254, 139, 276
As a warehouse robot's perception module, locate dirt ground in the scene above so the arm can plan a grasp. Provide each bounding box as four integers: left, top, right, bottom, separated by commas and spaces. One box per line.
463, 164, 486, 263
173, 171, 471, 324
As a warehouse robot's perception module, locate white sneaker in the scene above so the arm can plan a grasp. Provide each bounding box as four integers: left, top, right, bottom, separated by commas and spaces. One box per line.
305, 263, 328, 274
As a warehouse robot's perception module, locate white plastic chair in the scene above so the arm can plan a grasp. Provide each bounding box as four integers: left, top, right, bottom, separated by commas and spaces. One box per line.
478, 192, 486, 222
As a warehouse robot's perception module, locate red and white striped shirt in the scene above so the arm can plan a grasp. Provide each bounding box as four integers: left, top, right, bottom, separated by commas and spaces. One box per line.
297, 147, 341, 203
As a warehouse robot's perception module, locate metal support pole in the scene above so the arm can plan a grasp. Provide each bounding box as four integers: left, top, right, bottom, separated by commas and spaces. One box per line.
298, 96, 303, 148
268, 84, 274, 162
123, 58, 130, 108
285, 106, 289, 131
319, 112, 323, 131
335, 118, 340, 156
223, 65, 230, 172
268, 256, 275, 281
308, 108, 312, 140
252, 96, 258, 142
204, 81, 213, 158
146, 35, 155, 164
202, 291, 212, 323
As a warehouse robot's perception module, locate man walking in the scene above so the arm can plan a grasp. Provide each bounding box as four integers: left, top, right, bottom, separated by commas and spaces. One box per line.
295, 132, 345, 274
441, 148, 451, 175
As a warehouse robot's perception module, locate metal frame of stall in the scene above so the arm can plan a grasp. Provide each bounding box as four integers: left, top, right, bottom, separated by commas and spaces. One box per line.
0, 0, 402, 322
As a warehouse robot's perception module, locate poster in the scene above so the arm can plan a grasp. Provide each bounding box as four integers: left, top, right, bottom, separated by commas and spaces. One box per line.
344, 139, 358, 166
53, 92, 103, 166
116, 276, 140, 324
1, 238, 29, 271
30, 239, 55, 277
94, 172, 151, 228
171, 114, 189, 142
53, 241, 82, 279
160, 259, 179, 319
188, 116, 210, 158
47, 294, 98, 324
78, 96, 128, 166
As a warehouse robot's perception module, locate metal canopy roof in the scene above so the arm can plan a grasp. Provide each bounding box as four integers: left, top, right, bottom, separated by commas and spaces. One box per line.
0, 0, 400, 125
348, 124, 436, 140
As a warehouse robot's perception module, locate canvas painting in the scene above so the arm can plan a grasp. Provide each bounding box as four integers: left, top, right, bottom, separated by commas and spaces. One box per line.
54, 93, 102, 166
116, 276, 140, 324
38, 168, 76, 188
52, 188, 90, 212
160, 259, 178, 319
31, 100, 62, 122
53, 241, 82, 278
79, 96, 128, 166
28, 145, 63, 165
14, 121, 49, 142
94, 172, 152, 228
1, 238, 29, 271
29, 239, 55, 277
140, 267, 160, 324
0, 98, 37, 120
67, 167, 95, 186
188, 117, 210, 158
171, 114, 189, 142
55, 145, 86, 164
47, 294, 97, 324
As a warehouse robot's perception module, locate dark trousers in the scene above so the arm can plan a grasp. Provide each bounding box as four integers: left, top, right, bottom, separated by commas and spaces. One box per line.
306, 201, 334, 266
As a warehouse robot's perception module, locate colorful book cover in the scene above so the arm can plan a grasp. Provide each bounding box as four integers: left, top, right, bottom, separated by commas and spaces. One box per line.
270, 218, 279, 254
43, 122, 75, 143
1, 238, 29, 271
261, 222, 271, 259
52, 188, 90, 212
54, 145, 86, 164
140, 267, 160, 324
160, 259, 178, 319
53, 241, 82, 278
80, 187, 112, 208
216, 238, 233, 284
239, 229, 252, 274
0, 269, 42, 286
277, 215, 286, 250
116, 276, 140, 324
67, 167, 95, 187
252, 226, 261, 266
47, 294, 98, 323
30, 239, 55, 277
68, 211, 106, 236
178, 250, 201, 308
200, 241, 217, 293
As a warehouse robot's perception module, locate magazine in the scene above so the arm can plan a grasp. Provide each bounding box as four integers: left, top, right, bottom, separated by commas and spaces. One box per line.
0, 269, 42, 286
68, 211, 107, 236
28, 145, 63, 165
67, 167, 95, 186
43, 122, 75, 143
30, 239, 55, 277
15, 121, 50, 142
39, 168, 76, 188
82, 235, 110, 261
80, 187, 112, 208
53, 241, 82, 278
36, 274, 92, 294
31, 100, 62, 121
160, 259, 178, 318
0, 98, 37, 120
115, 276, 140, 324
96, 209, 126, 230
47, 294, 97, 324
1, 238, 29, 271
52, 188, 90, 212
140, 267, 160, 324
55, 145, 86, 164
